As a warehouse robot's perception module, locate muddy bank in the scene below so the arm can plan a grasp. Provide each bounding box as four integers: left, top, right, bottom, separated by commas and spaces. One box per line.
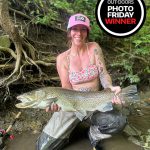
0, 109, 51, 134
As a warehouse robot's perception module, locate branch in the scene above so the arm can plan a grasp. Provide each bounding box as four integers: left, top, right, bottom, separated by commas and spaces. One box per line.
35, 60, 55, 67
0, 46, 17, 59
115, 47, 149, 64
22, 49, 43, 76
6, 64, 25, 87
23, 39, 37, 60
0, 63, 14, 69
9, 7, 31, 20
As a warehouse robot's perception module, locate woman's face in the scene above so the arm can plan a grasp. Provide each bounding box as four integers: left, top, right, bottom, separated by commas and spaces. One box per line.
70, 25, 88, 46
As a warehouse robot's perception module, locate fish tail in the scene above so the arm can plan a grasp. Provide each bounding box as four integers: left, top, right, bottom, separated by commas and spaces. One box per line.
121, 85, 140, 102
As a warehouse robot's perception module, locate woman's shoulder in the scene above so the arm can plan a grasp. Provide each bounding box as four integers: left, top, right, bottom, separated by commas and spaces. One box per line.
87, 42, 101, 49
57, 49, 69, 59
87, 42, 102, 53
57, 49, 70, 65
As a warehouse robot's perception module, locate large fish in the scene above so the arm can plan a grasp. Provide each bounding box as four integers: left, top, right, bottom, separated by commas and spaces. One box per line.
16, 85, 139, 112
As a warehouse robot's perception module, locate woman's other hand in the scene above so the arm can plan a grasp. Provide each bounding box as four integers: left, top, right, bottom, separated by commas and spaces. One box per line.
110, 86, 122, 104
110, 86, 121, 95
46, 103, 61, 112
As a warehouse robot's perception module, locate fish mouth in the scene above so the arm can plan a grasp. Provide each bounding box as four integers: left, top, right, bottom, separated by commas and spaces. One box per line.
15, 101, 37, 108
16, 95, 34, 103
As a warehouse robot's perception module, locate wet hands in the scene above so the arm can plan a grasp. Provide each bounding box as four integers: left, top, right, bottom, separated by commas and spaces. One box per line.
46, 102, 61, 112
110, 86, 122, 104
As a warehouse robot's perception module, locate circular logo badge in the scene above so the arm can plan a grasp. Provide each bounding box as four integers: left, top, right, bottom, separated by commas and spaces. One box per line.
95, 0, 146, 37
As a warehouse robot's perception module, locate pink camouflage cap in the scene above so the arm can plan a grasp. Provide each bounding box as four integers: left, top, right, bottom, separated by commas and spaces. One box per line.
67, 13, 91, 30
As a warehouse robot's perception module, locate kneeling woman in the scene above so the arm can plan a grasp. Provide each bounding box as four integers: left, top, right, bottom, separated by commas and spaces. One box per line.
36, 13, 127, 150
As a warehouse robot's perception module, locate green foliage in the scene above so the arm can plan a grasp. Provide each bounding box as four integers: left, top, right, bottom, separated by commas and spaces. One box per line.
51, 0, 73, 13
26, 0, 75, 25
24, 0, 61, 25
25, 0, 104, 40
111, 60, 140, 84
20, 0, 150, 86
111, 7, 150, 85
35, 11, 58, 25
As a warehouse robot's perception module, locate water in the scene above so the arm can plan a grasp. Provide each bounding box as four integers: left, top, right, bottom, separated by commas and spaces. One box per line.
5, 132, 142, 150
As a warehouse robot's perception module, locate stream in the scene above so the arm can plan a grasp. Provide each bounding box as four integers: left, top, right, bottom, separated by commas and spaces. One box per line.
6, 132, 142, 150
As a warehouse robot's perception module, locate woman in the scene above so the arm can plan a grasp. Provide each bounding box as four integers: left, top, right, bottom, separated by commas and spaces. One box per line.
36, 13, 126, 150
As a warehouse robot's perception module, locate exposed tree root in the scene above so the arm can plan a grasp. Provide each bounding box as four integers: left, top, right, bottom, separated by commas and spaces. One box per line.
22, 38, 37, 60
0, 0, 57, 100
6, 64, 25, 87
0, 46, 17, 59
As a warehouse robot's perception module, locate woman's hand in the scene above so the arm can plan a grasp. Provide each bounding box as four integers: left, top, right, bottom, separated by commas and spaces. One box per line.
109, 86, 122, 104
46, 103, 61, 112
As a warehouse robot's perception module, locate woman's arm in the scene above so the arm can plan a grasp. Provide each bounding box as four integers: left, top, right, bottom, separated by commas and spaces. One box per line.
46, 52, 72, 112
93, 42, 121, 104
94, 42, 112, 89
56, 53, 72, 89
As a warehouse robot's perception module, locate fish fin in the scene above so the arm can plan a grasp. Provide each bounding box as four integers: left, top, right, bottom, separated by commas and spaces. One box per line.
74, 111, 87, 121
95, 102, 113, 112
121, 85, 140, 103
36, 97, 58, 109
77, 110, 87, 116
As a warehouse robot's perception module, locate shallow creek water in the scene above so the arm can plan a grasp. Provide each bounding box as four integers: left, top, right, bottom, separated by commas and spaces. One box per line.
6, 132, 142, 150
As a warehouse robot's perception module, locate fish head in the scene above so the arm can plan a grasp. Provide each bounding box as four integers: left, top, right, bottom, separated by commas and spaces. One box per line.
15, 98, 57, 109
16, 87, 58, 109
16, 88, 56, 103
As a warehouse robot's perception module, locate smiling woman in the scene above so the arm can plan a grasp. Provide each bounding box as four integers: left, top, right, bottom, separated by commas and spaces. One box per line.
36, 13, 126, 150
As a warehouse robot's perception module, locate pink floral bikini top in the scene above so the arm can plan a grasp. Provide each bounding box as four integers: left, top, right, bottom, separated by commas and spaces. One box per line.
67, 45, 99, 85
